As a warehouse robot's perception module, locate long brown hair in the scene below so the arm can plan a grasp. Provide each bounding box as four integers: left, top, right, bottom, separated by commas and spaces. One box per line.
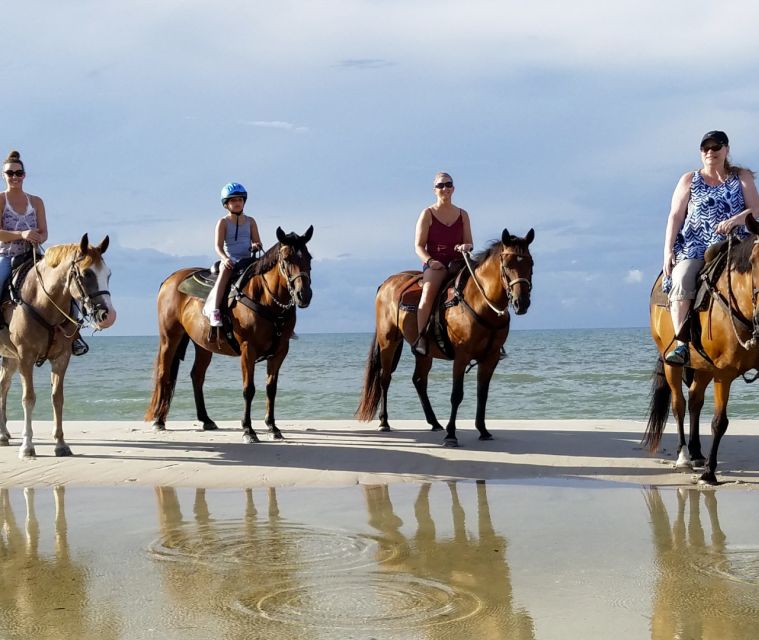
3, 149, 24, 171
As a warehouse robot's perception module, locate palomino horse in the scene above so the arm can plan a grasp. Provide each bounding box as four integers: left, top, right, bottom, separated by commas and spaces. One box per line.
645, 215, 759, 485
356, 228, 534, 447
0, 235, 116, 458
145, 226, 313, 443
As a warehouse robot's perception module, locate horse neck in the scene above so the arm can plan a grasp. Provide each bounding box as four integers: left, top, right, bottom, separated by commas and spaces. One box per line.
247, 260, 288, 305
720, 265, 754, 320
23, 257, 73, 311
464, 250, 507, 309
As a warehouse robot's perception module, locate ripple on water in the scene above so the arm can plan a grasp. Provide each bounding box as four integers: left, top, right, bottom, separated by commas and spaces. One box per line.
699, 547, 759, 587
147, 521, 398, 573
237, 574, 483, 630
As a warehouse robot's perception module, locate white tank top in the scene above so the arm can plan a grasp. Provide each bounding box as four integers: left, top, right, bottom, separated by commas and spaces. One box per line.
0, 192, 38, 257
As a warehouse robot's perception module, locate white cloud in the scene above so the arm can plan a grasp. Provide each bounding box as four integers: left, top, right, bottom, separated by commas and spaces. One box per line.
240, 120, 309, 133
625, 269, 643, 284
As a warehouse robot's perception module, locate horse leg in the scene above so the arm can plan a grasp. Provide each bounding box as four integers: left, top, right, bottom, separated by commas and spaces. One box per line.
17, 357, 37, 459
699, 378, 732, 486
240, 345, 259, 444
263, 351, 287, 440
663, 363, 689, 469
686, 370, 710, 468
50, 354, 73, 456
378, 339, 404, 432
190, 344, 218, 430
411, 354, 443, 432
474, 352, 500, 441
0, 357, 17, 446
442, 358, 468, 448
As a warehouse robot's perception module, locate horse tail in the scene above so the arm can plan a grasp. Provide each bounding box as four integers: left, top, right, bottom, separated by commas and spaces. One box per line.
643, 355, 670, 452
355, 331, 381, 422
144, 333, 190, 422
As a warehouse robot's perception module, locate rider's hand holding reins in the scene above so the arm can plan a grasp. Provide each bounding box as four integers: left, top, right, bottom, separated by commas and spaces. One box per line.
454, 243, 473, 254
21, 228, 43, 244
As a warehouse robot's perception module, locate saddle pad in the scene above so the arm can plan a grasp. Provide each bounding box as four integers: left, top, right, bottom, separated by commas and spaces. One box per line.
178, 269, 216, 299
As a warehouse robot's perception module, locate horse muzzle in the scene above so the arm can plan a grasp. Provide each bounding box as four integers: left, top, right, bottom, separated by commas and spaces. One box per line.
296, 286, 312, 308
512, 296, 530, 315
93, 304, 117, 329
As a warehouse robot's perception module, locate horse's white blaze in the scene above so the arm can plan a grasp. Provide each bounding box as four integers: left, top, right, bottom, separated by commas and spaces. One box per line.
89, 263, 116, 329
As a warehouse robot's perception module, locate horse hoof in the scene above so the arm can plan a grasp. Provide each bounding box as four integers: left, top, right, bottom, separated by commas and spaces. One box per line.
698, 473, 719, 486
0, 438, 9, 447
55, 446, 73, 457
675, 461, 693, 472
443, 438, 459, 448
430, 425, 444, 432
692, 458, 706, 468
19, 448, 36, 460
378, 425, 391, 432
152, 422, 166, 432
478, 433, 493, 441
202, 422, 218, 431
272, 431, 284, 441
242, 433, 260, 444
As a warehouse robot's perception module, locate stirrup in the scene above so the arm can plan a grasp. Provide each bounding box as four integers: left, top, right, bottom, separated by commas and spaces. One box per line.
665, 344, 689, 366
72, 336, 89, 356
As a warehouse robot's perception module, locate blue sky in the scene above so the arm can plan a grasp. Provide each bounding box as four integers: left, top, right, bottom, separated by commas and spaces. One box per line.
5, 1, 759, 335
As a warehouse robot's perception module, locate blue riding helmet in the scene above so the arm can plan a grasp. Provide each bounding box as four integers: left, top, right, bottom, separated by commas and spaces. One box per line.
220, 182, 248, 204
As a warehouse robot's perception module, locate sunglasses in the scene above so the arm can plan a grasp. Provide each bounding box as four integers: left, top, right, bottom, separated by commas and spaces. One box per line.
3, 170, 24, 178
701, 143, 724, 153
435, 181, 454, 189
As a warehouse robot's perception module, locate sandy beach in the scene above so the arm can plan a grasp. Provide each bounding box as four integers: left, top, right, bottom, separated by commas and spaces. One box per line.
1, 419, 758, 488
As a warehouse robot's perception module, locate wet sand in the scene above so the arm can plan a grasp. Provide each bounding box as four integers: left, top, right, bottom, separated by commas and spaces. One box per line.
2, 419, 759, 488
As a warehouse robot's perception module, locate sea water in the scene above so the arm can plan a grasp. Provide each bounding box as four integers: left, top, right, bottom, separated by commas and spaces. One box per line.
5, 327, 759, 423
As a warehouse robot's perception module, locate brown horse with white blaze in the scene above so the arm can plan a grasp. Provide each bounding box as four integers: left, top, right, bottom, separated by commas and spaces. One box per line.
356, 228, 534, 447
145, 226, 313, 443
0, 235, 116, 458
645, 214, 759, 484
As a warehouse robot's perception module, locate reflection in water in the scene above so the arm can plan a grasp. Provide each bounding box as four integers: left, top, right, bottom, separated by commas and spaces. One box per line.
645, 488, 759, 639
363, 481, 536, 637
0, 487, 120, 639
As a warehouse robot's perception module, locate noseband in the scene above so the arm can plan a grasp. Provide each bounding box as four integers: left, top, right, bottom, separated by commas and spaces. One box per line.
462, 248, 533, 316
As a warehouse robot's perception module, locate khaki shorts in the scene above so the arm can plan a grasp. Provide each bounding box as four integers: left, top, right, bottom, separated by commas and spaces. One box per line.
669, 258, 704, 302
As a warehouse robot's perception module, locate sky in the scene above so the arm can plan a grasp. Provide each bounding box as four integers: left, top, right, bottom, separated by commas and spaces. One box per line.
5, 0, 759, 335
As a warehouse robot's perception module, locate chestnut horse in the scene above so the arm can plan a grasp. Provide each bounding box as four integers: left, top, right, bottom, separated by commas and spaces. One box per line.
0, 235, 116, 458
145, 227, 313, 443
645, 215, 759, 484
356, 228, 534, 447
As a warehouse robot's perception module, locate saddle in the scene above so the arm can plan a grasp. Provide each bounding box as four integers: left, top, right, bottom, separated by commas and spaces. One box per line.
0, 249, 43, 324
398, 265, 472, 360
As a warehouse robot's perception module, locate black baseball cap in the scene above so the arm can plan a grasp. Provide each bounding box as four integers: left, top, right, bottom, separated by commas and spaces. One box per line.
700, 130, 729, 147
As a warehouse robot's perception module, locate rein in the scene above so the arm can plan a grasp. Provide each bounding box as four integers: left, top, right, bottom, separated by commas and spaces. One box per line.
461, 248, 532, 316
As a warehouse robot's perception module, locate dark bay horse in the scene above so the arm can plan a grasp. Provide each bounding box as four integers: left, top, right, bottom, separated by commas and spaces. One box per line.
645, 215, 759, 484
356, 228, 534, 447
145, 226, 313, 443
0, 235, 116, 458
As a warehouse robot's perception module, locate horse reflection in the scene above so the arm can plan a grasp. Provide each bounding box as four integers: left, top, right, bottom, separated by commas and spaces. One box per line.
363, 481, 536, 638
0, 487, 119, 638
644, 488, 759, 639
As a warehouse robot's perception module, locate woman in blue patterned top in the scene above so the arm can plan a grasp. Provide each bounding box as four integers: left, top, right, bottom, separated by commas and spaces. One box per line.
662, 130, 759, 365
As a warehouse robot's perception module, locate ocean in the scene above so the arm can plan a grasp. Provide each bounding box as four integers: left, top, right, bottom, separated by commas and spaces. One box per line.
7, 328, 759, 424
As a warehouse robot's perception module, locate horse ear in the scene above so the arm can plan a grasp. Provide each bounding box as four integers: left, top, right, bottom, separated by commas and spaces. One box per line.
501, 229, 510, 244
97, 235, 110, 255
79, 233, 89, 255
303, 225, 313, 243
525, 228, 535, 245
276, 227, 286, 243
746, 214, 759, 236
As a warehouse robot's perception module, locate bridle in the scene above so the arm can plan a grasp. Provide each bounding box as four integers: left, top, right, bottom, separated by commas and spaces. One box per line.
462, 247, 533, 316
725, 233, 759, 350
259, 247, 312, 310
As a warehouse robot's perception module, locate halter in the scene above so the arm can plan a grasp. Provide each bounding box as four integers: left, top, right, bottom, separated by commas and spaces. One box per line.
462, 247, 533, 316
259, 247, 311, 310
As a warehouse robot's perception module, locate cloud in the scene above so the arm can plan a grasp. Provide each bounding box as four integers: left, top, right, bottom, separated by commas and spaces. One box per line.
625, 269, 643, 284
239, 120, 309, 133
335, 59, 395, 70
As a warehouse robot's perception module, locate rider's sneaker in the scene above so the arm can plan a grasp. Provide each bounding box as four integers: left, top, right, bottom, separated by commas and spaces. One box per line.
210, 309, 223, 327
665, 344, 690, 366
72, 337, 89, 356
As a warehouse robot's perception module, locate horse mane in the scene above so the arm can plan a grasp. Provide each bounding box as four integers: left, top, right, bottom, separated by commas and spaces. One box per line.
247, 240, 313, 276
471, 240, 502, 264
729, 236, 755, 274
44, 243, 98, 269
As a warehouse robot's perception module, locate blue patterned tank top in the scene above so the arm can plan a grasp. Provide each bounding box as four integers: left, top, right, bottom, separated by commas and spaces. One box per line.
223, 216, 252, 262
673, 170, 747, 261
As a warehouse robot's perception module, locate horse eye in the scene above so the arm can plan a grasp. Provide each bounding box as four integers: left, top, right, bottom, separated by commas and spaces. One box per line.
516, 256, 523, 262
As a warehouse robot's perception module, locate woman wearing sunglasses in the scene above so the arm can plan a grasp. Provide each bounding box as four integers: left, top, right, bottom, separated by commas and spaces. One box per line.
0, 149, 47, 289
412, 171, 473, 356
662, 131, 759, 365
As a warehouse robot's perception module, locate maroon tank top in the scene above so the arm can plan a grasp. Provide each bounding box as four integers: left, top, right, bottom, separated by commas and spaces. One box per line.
426, 209, 464, 265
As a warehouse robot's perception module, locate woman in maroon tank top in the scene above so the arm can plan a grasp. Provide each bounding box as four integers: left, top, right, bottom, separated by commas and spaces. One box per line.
412, 172, 473, 356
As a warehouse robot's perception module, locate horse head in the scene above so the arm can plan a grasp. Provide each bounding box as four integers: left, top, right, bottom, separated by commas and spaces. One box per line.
72, 233, 117, 329
499, 227, 534, 315
743, 214, 759, 340
275, 225, 314, 308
